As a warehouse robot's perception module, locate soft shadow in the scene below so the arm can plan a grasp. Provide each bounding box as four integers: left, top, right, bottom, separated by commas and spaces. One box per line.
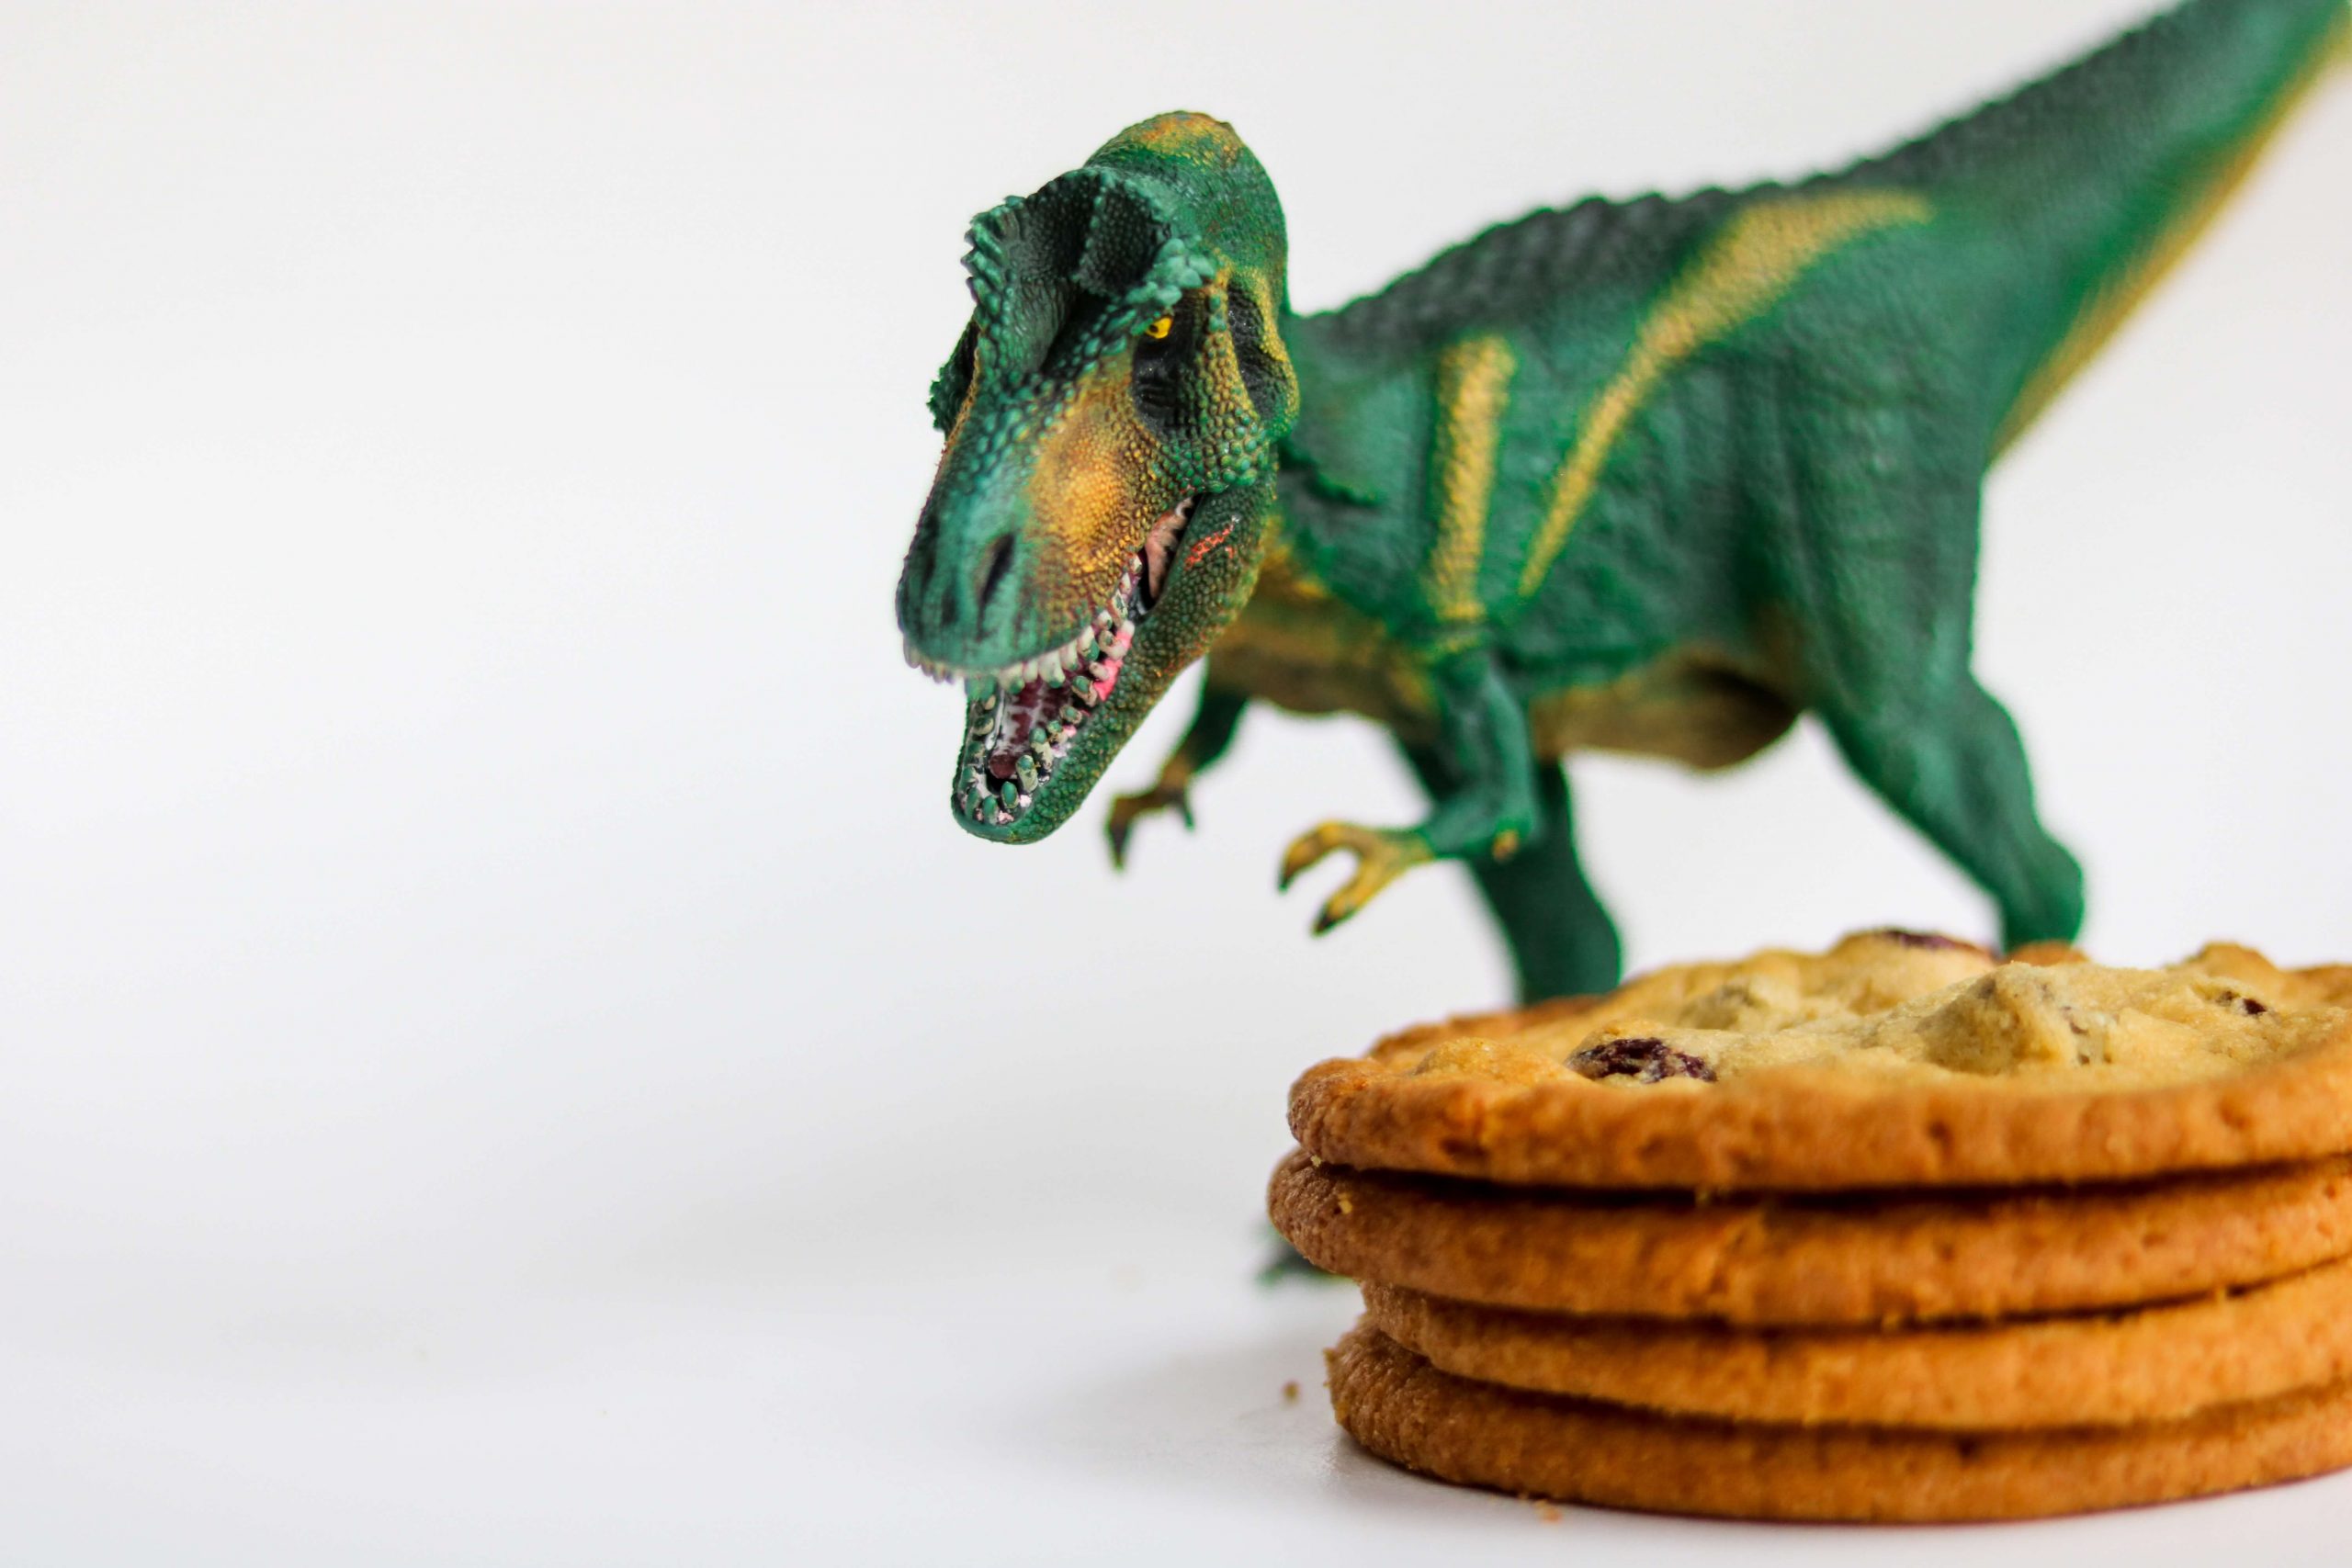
992, 1286, 1540, 1526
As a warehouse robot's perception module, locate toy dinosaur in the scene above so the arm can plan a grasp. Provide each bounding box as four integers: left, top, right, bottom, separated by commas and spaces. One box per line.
896, 0, 2346, 1002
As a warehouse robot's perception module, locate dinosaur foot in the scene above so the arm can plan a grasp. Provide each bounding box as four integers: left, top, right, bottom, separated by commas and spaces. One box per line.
1278, 821, 1431, 934
1106, 777, 1194, 869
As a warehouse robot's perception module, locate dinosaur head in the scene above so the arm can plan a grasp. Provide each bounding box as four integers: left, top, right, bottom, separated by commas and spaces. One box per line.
897, 112, 1298, 842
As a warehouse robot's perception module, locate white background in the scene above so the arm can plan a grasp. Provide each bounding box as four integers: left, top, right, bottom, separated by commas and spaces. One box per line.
3, 2, 2347, 1562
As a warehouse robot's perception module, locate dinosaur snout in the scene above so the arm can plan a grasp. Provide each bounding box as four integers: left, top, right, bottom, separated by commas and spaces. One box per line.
896, 463, 1041, 667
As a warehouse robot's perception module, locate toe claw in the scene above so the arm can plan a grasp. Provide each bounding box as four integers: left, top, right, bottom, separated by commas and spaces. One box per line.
1278, 821, 1430, 932
1106, 779, 1194, 870
1277, 828, 1329, 889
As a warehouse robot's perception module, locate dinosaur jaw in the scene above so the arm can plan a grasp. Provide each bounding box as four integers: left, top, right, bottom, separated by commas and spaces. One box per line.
906, 496, 1197, 837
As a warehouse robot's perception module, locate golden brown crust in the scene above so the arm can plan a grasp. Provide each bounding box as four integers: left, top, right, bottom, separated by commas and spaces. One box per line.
1326, 1323, 2352, 1521
1291, 1042, 2352, 1188
1368, 936, 2341, 1087
1361, 1255, 2352, 1428
1293, 934, 2352, 1189
1269, 1149, 2352, 1324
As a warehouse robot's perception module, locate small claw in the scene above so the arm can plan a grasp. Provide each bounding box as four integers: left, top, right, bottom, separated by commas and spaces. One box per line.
1279, 821, 1431, 933
1105, 778, 1194, 871
1275, 824, 1338, 890
1106, 809, 1140, 871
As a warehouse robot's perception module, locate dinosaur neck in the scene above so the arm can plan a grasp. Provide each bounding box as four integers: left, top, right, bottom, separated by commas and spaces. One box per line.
1263, 304, 1384, 581
1276, 301, 1345, 404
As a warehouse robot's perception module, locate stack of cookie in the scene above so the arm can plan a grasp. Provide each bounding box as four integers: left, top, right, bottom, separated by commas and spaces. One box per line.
1270, 931, 2352, 1521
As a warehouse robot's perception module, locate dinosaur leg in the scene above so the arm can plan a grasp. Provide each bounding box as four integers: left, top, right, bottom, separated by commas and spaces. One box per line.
1400, 744, 1621, 1002
1105, 683, 1247, 867
1280, 650, 1538, 934
1781, 453, 2084, 947
1816, 675, 2084, 948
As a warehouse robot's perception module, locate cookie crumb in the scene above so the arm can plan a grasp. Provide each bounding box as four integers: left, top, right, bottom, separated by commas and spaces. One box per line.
1532, 1501, 1563, 1523
1282, 1380, 1301, 1402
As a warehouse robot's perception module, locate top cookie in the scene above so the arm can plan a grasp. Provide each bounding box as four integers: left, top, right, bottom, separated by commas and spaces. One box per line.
1289, 931, 2352, 1190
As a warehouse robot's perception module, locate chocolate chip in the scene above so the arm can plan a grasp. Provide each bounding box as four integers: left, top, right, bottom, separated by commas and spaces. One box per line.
2217, 989, 2269, 1017
1569, 1037, 1716, 1083
1869, 929, 1969, 951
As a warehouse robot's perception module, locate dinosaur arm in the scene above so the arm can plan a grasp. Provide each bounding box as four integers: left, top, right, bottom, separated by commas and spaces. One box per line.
1410, 651, 1540, 858
1279, 649, 1537, 933
1105, 681, 1248, 868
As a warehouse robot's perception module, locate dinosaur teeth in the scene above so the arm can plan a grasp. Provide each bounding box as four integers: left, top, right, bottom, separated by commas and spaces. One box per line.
940, 494, 1197, 828
956, 636, 1115, 824
906, 637, 943, 679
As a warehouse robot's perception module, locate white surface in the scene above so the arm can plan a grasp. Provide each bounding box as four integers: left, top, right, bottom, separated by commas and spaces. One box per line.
1, 2, 2348, 1562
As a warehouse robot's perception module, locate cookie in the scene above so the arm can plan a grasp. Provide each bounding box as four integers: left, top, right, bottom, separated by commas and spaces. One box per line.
1360, 1252, 2352, 1428
1269, 1148, 2352, 1325
1326, 1322, 2352, 1521
1290, 931, 2352, 1189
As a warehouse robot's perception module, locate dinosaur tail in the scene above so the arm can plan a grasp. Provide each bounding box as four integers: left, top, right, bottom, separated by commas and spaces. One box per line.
1831, 0, 2347, 453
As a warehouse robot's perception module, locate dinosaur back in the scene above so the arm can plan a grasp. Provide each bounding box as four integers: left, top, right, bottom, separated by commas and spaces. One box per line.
1309, 190, 1747, 364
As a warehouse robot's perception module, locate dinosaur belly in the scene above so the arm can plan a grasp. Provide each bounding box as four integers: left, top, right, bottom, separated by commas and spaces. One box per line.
1527, 655, 1795, 771
1212, 564, 1792, 772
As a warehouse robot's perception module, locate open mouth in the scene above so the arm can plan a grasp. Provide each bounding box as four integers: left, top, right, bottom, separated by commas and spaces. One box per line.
905, 495, 1196, 828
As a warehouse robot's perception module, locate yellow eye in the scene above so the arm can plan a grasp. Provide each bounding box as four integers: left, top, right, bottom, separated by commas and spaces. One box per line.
1143, 315, 1172, 341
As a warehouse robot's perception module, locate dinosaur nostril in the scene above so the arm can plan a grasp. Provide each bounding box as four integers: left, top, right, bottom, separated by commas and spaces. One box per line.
912, 510, 940, 593
976, 535, 1016, 619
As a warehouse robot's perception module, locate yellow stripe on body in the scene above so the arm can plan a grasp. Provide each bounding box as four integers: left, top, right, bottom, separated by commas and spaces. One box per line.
1422, 334, 1518, 630
1514, 189, 1934, 602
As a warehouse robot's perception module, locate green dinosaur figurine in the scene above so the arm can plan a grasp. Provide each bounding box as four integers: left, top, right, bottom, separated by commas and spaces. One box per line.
897, 0, 2346, 1002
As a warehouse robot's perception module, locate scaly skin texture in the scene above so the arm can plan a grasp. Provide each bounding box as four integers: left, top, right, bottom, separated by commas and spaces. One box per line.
897, 0, 2347, 1002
